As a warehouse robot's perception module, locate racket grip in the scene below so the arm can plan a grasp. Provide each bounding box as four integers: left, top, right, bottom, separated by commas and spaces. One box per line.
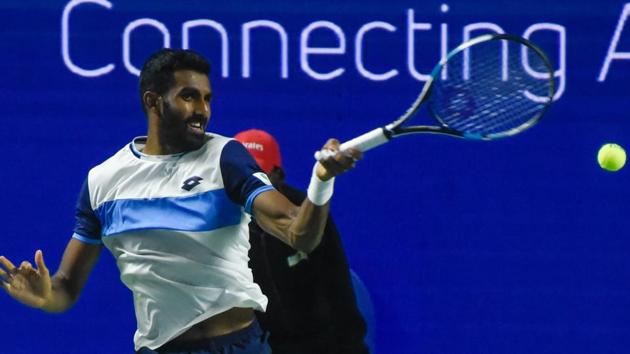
314, 127, 389, 160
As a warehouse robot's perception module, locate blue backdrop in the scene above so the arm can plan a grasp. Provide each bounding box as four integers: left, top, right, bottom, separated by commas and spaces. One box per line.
1, 1, 629, 353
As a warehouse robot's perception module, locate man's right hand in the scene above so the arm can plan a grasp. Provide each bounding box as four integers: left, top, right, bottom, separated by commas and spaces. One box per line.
0, 250, 52, 309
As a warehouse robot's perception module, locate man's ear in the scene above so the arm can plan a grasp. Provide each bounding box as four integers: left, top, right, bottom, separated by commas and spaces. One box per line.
143, 91, 161, 113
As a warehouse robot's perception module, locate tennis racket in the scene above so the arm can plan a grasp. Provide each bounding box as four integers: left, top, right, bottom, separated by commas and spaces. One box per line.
315, 33, 555, 160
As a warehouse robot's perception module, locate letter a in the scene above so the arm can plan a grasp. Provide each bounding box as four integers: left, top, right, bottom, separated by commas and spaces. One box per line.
598, 3, 630, 82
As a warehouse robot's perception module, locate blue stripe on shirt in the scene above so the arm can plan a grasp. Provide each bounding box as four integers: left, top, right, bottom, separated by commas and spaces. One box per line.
245, 185, 275, 215
72, 232, 103, 245
95, 189, 242, 237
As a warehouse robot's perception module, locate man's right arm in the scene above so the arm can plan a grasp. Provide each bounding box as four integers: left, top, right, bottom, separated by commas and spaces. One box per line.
1, 174, 103, 311
41, 239, 101, 312
0, 239, 101, 313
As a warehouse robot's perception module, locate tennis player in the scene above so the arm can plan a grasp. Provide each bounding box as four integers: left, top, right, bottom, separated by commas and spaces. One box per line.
0, 48, 360, 354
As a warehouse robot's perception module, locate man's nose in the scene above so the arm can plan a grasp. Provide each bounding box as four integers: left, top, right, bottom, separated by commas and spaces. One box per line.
195, 99, 210, 116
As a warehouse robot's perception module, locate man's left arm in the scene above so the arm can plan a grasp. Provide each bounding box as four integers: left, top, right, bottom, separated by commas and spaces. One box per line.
252, 139, 360, 253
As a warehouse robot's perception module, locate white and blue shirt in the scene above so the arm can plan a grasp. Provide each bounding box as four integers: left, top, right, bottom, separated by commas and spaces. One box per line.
72, 134, 274, 350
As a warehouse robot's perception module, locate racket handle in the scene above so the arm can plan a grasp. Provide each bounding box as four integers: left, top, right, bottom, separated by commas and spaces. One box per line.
314, 127, 390, 160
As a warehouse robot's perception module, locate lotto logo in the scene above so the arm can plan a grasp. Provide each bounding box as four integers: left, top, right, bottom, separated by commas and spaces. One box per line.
181, 176, 203, 191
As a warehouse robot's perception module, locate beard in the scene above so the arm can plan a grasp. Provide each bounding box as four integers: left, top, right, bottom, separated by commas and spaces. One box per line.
159, 100, 208, 152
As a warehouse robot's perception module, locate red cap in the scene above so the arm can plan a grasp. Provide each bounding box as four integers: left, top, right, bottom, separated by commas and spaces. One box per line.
234, 129, 282, 174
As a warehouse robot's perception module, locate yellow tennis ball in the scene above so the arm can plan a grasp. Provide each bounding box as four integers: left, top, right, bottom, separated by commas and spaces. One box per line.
597, 143, 626, 172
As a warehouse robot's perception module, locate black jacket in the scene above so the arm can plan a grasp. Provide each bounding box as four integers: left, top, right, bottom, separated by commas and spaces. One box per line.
248, 182, 369, 354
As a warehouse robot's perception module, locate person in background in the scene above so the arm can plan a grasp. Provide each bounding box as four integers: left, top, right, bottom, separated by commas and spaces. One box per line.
235, 129, 369, 354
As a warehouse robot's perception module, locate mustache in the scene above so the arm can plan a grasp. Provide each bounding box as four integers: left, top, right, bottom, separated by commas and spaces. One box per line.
185, 114, 208, 124
159, 100, 207, 124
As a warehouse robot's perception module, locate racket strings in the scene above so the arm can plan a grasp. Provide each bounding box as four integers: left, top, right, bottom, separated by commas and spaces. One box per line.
428, 38, 552, 138
456, 87, 542, 133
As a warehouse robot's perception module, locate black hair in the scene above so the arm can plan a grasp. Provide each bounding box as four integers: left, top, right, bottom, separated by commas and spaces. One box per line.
138, 48, 211, 112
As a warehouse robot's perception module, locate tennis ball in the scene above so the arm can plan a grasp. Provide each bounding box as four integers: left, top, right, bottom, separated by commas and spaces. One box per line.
597, 143, 626, 172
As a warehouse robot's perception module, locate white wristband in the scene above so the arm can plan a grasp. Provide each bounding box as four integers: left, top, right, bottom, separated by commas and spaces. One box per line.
307, 163, 335, 206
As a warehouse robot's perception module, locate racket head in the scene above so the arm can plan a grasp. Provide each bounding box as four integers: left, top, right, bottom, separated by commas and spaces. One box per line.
397, 34, 555, 140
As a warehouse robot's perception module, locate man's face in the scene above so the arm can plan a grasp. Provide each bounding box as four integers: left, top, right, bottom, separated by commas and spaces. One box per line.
158, 70, 212, 151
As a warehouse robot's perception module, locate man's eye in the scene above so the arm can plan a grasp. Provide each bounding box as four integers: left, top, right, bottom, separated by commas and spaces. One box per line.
182, 94, 193, 101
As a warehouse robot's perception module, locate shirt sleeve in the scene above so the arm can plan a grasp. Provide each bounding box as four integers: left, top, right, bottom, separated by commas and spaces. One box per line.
72, 177, 102, 245
220, 140, 275, 214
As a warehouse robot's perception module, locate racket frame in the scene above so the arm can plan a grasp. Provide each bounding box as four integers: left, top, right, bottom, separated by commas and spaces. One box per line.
390, 33, 555, 140
317, 33, 555, 159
